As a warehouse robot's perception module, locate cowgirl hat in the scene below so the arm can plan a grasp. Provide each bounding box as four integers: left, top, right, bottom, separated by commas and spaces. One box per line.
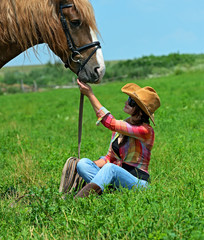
121, 83, 161, 125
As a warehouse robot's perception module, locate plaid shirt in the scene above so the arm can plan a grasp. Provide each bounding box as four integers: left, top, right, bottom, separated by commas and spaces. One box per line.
96, 107, 155, 173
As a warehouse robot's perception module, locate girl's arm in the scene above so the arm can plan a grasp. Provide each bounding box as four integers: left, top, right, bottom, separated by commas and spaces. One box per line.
77, 79, 153, 142
77, 79, 102, 114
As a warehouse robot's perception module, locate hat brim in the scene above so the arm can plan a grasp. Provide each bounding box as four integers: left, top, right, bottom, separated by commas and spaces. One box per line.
122, 89, 155, 125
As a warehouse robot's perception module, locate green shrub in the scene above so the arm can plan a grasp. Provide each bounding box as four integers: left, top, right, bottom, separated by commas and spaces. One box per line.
0, 53, 199, 89
2, 71, 26, 85
6, 86, 21, 94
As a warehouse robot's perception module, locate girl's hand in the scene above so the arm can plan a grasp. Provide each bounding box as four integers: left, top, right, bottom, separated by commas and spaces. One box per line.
77, 79, 93, 97
77, 79, 102, 113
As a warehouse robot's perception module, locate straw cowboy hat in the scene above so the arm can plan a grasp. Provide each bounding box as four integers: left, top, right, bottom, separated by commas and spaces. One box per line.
121, 83, 161, 125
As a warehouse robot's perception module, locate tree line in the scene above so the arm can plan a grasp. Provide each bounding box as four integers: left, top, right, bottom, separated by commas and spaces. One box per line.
0, 53, 197, 94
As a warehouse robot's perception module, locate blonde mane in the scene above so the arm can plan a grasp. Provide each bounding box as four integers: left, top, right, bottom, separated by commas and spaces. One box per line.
0, 0, 98, 54
73, 0, 98, 33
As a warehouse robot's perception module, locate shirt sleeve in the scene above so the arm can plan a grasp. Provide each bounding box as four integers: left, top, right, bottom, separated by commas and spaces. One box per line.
100, 113, 153, 142
98, 156, 110, 164
96, 106, 110, 125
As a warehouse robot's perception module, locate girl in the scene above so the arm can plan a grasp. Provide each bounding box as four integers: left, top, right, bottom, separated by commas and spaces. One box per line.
75, 80, 160, 198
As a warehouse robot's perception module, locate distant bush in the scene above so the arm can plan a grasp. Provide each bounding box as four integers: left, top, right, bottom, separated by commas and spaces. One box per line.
25, 62, 76, 86
6, 86, 21, 94
1, 53, 197, 90
103, 53, 195, 81
2, 62, 76, 88
3, 71, 26, 85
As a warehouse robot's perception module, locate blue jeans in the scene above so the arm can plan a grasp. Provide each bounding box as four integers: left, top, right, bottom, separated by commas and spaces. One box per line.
76, 158, 148, 191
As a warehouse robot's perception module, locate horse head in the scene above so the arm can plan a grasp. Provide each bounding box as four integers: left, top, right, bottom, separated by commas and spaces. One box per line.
51, 0, 105, 83
0, 0, 105, 84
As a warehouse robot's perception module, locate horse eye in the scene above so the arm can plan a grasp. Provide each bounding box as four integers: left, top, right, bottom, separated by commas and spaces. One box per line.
70, 20, 81, 28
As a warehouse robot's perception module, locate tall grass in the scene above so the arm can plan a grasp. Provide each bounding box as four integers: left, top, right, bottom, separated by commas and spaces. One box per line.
0, 71, 203, 239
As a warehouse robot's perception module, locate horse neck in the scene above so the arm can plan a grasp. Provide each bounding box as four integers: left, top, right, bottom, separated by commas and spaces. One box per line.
0, 0, 54, 68
0, 41, 40, 69
0, 43, 19, 68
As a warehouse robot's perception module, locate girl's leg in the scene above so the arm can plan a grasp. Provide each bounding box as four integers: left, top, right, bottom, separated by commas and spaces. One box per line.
77, 158, 100, 183
91, 163, 148, 191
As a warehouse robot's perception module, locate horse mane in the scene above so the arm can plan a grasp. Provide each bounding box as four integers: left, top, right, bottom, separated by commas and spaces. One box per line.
0, 0, 98, 54
73, 0, 98, 33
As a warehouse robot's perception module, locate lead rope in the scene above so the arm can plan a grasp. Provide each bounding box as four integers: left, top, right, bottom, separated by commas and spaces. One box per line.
78, 93, 84, 159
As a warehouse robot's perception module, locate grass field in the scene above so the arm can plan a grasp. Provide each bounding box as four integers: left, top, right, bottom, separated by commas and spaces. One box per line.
0, 70, 203, 239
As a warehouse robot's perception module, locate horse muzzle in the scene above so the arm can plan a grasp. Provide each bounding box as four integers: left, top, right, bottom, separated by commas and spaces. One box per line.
77, 62, 105, 83
64, 48, 105, 84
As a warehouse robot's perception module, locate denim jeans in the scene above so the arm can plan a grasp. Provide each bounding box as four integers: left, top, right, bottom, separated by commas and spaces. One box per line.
76, 158, 148, 191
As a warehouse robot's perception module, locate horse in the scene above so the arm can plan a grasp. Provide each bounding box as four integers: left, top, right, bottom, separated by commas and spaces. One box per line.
0, 0, 105, 83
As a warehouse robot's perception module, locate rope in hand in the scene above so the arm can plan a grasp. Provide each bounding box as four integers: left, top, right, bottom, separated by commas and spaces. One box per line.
78, 92, 84, 159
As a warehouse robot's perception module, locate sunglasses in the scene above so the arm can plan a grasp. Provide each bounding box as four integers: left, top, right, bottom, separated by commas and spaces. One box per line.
128, 97, 137, 107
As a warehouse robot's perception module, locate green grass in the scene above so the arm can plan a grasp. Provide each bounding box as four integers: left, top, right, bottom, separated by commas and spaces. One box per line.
0, 71, 203, 239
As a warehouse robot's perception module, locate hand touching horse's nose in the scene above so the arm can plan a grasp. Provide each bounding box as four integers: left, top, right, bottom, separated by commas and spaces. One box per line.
77, 79, 93, 97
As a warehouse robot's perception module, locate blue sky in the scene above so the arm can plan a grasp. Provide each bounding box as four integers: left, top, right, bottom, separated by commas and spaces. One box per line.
5, 0, 204, 67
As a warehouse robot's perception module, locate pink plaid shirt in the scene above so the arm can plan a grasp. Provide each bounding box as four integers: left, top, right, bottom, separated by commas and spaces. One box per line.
96, 107, 155, 173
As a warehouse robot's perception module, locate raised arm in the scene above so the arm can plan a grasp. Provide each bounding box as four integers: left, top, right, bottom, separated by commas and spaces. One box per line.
77, 79, 108, 168
77, 79, 102, 114
77, 79, 152, 142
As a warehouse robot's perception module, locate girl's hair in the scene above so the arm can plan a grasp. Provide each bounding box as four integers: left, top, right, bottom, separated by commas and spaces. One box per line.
119, 103, 150, 147
129, 104, 150, 125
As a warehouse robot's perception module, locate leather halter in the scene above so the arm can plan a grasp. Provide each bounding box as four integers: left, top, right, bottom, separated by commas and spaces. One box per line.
59, 3, 101, 74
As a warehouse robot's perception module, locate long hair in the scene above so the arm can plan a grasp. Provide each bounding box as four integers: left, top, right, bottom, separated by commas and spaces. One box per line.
0, 0, 98, 53
119, 104, 150, 147
129, 104, 150, 125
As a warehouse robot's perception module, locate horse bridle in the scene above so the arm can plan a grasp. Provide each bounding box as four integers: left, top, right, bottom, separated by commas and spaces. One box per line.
59, 3, 101, 74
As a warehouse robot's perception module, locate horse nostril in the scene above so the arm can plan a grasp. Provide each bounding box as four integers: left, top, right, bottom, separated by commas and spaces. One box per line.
94, 66, 100, 77
94, 66, 100, 76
